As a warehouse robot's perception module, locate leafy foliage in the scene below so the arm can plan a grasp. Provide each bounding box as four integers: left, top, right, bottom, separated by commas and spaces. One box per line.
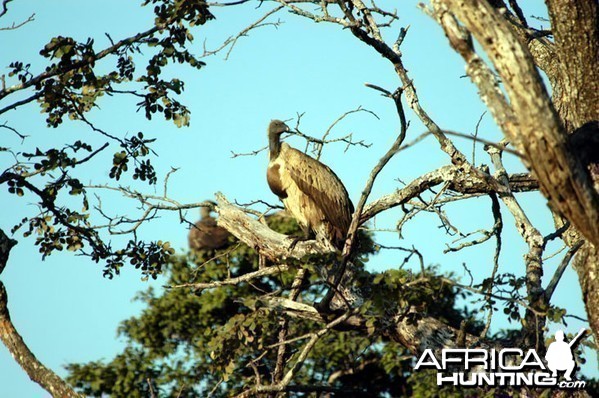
1, 0, 214, 277
66, 216, 486, 397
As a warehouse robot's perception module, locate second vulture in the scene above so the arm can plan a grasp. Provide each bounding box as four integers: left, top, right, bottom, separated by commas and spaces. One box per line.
188, 202, 231, 252
266, 120, 354, 250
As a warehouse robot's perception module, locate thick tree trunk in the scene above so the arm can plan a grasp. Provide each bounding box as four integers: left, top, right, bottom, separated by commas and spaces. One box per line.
572, 244, 599, 341
544, 0, 599, 342
545, 0, 599, 132
486, 2, 599, 340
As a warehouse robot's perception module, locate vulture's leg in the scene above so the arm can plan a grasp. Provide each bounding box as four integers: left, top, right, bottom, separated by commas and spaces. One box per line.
288, 226, 314, 251
258, 251, 266, 269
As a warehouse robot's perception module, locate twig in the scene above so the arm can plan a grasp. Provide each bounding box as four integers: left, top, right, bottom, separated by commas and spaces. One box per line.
163, 167, 179, 197
442, 130, 522, 157
0, 122, 27, 141
231, 145, 268, 158
236, 311, 354, 397
206, 378, 223, 398
471, 192, 503, 345
472, 111, 486, 164
191, 243, 242, 279
0, 12, 34, 31
316, 105, 378, 159
440, 277, 542, 316
202, 5, 284, 60
234, 199, 284, 211
444, 192, 502, 253
273, 268, 307, 384
0, 0, 13, 18
147, 378, 156, 398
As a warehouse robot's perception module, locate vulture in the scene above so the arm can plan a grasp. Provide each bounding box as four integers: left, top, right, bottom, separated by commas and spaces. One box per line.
568, 121, 599, 192
188, 203, 231, 251
266, 120, 354, 250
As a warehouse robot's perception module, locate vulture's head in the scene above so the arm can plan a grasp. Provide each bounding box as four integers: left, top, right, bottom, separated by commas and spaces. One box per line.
268, 120, 290, 137
200, 200, 217, 218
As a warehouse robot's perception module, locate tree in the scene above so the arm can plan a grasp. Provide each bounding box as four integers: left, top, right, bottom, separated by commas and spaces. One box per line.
0, 0, 598, 397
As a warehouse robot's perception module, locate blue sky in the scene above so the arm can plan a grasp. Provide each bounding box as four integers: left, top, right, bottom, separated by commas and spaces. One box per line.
0, 1, 596, 396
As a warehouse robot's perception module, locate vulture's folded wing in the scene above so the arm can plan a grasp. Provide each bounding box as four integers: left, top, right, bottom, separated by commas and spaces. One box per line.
282, 145, 354, 232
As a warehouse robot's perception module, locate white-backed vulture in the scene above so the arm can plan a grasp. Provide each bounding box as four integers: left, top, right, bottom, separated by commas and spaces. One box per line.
188, 203, 231, 251
266, 120, 354, 250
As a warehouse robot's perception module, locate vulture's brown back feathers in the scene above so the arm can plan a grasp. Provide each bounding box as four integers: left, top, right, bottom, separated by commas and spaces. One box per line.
188, 214, 231, 251
283, 144, 353, 243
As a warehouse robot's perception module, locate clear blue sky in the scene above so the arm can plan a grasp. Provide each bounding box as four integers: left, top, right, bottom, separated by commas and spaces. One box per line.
0, 1, 596, 396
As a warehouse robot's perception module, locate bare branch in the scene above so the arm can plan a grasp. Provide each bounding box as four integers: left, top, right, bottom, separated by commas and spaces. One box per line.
0, 92, 42, 116
471, 111, 486, 164
0, 22, 166, 100
236, 310, 356, 397
0, 122, 27, 141
232, 108, 374, 159
360, 166, 454, 222
202, 5, 284, 60
545, 241, 584, 301
0, 229, 82, 398
168, 263, 290, 291
316, 105, 378, 159
231, 145, 268, 158
320, 88, 409, 309
0, 12, 34, 30
474, 192, 503, 344
443, 193, 502, 254
0, 0, 13, 18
